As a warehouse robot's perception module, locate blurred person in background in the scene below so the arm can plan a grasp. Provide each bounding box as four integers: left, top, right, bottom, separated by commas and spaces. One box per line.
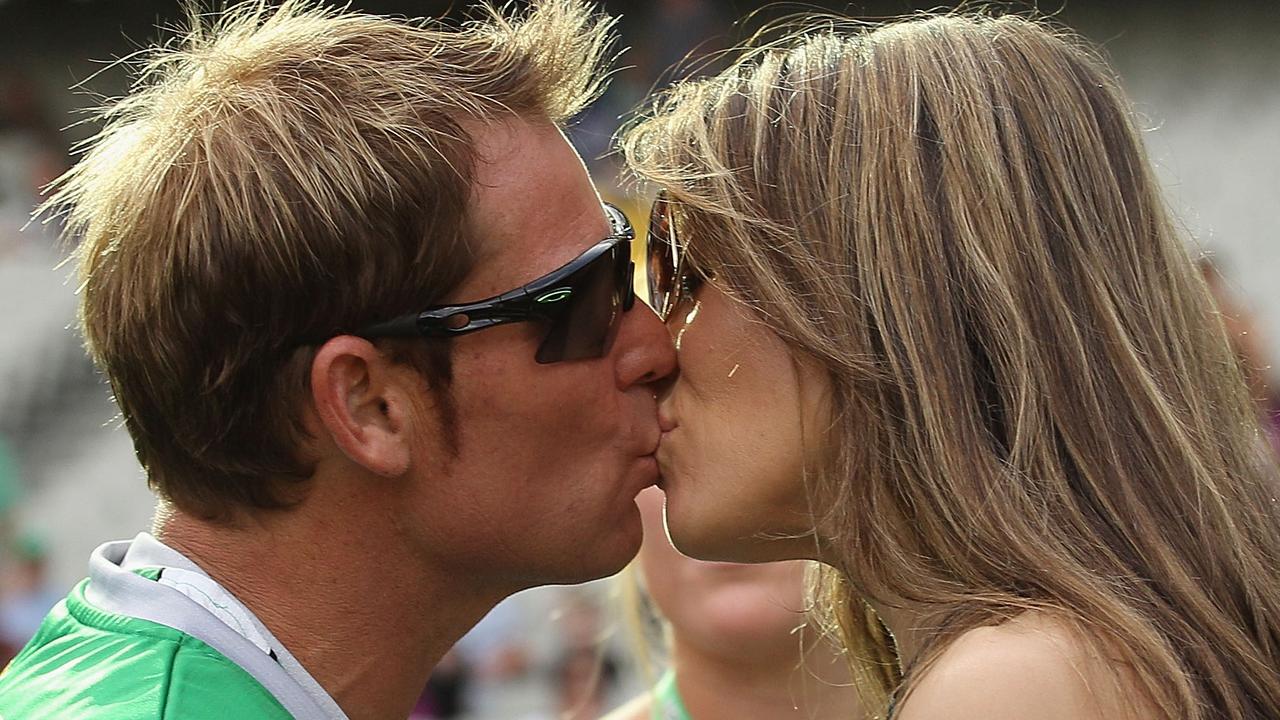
624, 11, 1280, 720
569, 0, 730, 181
552, 590, 620, 720
0, 1, 677, 718
0, 71, 68, 253
0, 533, 59, 665
605, 487, 859, 720
0, 436, 19, 640
636, 0, 730, 84
413, 597, 535, 719
413, 649, 470, 719
557, 651, 617, 720
0, 435, 17, 543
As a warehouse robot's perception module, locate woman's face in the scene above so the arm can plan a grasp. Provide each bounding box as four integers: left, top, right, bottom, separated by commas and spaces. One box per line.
655, 279, 830, 563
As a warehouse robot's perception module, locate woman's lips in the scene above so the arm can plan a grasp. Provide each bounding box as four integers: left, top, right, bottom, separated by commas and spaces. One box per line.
654, 431, 675, 488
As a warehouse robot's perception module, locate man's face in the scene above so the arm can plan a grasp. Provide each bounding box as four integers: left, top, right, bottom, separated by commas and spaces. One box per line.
402, 118, 677, 589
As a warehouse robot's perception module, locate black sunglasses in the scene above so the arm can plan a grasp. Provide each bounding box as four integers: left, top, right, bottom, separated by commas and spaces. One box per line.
647, 190, 706, 322
358, 202, 636, 364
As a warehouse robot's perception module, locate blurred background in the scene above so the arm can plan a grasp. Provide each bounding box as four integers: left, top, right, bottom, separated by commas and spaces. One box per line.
0, 0, 1276, 717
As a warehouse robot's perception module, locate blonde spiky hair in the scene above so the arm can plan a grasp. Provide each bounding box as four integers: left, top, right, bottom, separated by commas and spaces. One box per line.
44, 0, 617, 520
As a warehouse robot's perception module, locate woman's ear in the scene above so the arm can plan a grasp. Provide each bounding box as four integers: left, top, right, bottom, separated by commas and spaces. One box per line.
309, 335, 412, 477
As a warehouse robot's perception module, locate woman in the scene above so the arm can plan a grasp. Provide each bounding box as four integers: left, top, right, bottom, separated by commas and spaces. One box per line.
622, 13, 1280, 720
605, 487, 860, 720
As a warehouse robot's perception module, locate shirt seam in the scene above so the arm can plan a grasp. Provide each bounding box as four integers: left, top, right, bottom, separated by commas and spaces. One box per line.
157, 638, 179, 718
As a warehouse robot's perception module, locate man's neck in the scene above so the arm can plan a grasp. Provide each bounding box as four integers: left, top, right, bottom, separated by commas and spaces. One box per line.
671, 630, 861, 720
156, 507, 503, 720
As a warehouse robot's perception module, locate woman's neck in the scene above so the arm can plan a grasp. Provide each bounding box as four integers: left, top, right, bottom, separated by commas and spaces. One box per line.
869, 601, 928, 669
670, 629, 862, 720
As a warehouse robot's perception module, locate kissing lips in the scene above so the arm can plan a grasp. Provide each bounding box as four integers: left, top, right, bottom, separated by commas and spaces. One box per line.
654, 431, 676, 489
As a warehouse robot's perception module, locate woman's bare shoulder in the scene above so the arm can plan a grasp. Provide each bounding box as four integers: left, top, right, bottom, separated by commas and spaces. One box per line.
600, 693, 653, 720
894, 612, 1150, 720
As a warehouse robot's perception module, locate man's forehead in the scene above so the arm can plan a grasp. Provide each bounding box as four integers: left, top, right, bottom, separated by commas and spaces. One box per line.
463, 118, 604, 291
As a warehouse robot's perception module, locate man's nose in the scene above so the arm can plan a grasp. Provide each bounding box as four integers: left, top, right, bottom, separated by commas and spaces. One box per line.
614, 302, 678, 390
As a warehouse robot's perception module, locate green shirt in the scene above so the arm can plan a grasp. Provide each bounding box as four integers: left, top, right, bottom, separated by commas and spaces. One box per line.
0, 534, 345, 719
653, 670, 692, 720
0, 573, 292, 718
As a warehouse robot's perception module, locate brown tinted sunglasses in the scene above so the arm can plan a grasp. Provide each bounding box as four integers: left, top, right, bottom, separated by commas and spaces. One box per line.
646, 190, 708, 322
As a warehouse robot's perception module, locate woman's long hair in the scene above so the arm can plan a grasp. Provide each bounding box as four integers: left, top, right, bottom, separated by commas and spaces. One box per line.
623, 13, 1280, 720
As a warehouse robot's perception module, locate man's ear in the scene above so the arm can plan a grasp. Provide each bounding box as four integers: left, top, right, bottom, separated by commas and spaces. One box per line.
309, 336, 412, 478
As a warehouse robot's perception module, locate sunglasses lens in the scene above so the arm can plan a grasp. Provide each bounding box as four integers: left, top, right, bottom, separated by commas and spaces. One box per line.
535, 241, 630, 363
647, 196, 678, 319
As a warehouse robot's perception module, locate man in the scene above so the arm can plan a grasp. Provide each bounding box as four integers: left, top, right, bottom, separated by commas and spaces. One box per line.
0, 1, 676, 718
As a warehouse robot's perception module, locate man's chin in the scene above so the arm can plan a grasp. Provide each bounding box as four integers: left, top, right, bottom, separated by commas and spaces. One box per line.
534, 520, 643, 585
586, 518, 645, 580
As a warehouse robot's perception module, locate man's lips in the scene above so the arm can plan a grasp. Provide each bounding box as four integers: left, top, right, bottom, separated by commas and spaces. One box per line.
639, 453, 660, 475
631, 453, 661, 493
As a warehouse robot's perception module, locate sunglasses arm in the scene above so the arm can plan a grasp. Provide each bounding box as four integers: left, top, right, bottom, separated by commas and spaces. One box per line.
353, 314, 421, 338
414, 295, 547, 338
